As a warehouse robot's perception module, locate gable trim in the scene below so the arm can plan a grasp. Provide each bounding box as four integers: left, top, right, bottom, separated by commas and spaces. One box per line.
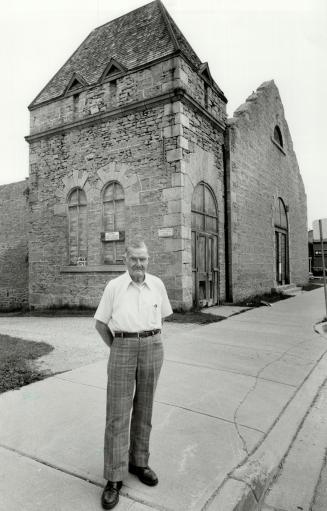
99, 58, 127, 83
64, 73, 88, 96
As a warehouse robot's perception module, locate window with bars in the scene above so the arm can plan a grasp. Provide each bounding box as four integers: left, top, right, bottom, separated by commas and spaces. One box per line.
68, 188, 88, 265
102, 181, 125, 264
191, 182, 218, 233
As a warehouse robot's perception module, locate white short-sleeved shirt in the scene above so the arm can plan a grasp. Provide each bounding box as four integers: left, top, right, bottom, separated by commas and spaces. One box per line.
94, 271, 173, 333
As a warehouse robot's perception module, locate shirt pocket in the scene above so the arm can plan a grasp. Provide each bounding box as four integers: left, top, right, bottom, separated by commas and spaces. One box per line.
143, 295, 160, 324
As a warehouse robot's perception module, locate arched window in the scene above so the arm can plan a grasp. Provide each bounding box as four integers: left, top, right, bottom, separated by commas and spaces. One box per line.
274, 197, 288, 230
68, 188, 87, 265
274, 198, 289, 285
274, 126, 283, 147
102, 181, 125, 263
191, 182, 218, 233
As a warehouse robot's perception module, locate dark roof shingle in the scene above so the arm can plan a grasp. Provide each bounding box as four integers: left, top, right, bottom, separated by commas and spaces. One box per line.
30, 0, 222, 108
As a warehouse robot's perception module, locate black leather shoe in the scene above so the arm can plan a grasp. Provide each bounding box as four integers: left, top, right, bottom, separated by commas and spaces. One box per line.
101, 480, 122, 510
128, 463, 158, 486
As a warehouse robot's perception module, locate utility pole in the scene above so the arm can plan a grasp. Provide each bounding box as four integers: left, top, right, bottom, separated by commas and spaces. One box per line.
319, 219, 327, 319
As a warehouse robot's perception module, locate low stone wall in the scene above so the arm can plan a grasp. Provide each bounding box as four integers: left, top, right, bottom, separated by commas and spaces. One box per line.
0, 180, 29, 310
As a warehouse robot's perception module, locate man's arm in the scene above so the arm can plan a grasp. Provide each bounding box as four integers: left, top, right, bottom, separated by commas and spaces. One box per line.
95, 320, 114, 348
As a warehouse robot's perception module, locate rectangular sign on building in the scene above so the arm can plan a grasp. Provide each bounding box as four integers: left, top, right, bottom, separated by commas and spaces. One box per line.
313, 219, 327, 241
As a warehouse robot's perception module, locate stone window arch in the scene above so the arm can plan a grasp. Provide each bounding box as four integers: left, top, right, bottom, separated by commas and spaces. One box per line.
102, 181, 125, 263
274, 125, 283, 147
67, 187, 87, 265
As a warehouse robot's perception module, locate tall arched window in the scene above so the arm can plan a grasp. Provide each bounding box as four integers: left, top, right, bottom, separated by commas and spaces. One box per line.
68, 188, 87, 265
274, 197, 289, 285
191, 182, 218, 233
191, 182, 219, 307
102, 181, 125, 263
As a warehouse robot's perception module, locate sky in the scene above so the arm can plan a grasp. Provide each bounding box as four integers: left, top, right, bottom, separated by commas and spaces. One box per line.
0, 0, 326, 228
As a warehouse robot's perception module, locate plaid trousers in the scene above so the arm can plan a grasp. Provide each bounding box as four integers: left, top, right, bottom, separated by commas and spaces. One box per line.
104, 333, 164, 481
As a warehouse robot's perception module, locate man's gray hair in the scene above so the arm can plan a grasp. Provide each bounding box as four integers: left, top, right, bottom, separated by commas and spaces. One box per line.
124, 240, 148, 257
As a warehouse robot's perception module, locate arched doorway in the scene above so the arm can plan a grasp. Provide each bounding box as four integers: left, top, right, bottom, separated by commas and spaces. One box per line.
274, 198, 289, 285
191, 182, 219, 308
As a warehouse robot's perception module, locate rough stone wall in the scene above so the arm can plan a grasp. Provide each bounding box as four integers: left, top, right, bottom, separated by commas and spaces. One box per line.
0, 181, 29, 310
179, 58, 226, 125
228, 80, 308, 300
28, 52, 227, 310
158, 57, 227, 307
28, 102, 176, 309
30, 57, 177, 135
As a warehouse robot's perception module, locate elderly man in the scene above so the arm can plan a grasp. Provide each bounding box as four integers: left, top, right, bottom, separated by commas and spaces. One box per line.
95, 240, 173, 510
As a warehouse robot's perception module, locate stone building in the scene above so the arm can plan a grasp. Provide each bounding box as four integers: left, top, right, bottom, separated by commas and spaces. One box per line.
0, 0, 308, 311
0, 181, 29, 310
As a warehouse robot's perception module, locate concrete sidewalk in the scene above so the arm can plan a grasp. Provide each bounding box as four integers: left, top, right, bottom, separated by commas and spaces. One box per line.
0, 288, 327, 511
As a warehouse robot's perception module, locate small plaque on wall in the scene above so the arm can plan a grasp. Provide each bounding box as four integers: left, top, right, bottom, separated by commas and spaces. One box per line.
100, 231, 125, 242
158, 228, 174, 238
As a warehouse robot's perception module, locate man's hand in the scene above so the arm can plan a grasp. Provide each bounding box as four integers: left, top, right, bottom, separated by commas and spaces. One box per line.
95, 320, 114, 348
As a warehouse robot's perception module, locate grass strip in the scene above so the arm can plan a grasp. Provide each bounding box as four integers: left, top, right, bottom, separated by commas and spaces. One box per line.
0, 335, 53, 394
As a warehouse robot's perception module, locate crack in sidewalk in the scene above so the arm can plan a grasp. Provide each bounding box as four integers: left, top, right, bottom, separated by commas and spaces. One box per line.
232, 324, 323, 456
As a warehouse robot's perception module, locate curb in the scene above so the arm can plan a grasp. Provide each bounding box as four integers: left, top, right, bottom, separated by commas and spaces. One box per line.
315, 321, 327, 340
203, 343, 327, 511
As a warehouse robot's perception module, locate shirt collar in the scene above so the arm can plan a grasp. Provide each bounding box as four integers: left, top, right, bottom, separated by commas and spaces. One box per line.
124, 271, 152, 290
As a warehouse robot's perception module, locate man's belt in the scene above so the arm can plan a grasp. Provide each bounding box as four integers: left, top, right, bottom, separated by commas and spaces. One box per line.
114, 329, 161, 338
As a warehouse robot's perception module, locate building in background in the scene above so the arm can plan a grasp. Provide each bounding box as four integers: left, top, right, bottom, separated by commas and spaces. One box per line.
310, 219, 327, 276
0, 0, 308, 311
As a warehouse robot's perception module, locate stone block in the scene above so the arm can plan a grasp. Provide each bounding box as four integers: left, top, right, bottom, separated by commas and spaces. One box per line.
166, 149, 183, 162
174, 68, 188, 84
163, 126, 172, 138
175, 113, 189, 128
172, 124, 182, 137
162, 187, 182, 202
53, 204, 66, 216
177, 136, 189, 150
171, 173, 185, 188
164, 103, 173, 116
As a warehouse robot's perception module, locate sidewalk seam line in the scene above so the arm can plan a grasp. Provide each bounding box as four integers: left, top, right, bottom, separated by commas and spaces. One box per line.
0, 443, 168, 511
164, 358, 298, 387
155, 400, 265, 434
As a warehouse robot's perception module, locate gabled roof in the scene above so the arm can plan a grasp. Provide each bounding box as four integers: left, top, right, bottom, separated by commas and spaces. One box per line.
29, 0, 224, 108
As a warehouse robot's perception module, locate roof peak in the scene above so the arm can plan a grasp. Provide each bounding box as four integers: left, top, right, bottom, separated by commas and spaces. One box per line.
29, 1, 222, 108
92, 1, 159, 33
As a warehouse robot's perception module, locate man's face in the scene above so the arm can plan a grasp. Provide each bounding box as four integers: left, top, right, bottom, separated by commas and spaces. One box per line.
125, 246, 149, 282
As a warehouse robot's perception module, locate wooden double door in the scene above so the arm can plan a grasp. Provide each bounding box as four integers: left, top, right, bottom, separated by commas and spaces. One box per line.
192, 231, 219, 308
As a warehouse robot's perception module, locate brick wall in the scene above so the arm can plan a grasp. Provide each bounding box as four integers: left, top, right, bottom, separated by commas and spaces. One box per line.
228, 80, 308, 300
0, 181, 29, 310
